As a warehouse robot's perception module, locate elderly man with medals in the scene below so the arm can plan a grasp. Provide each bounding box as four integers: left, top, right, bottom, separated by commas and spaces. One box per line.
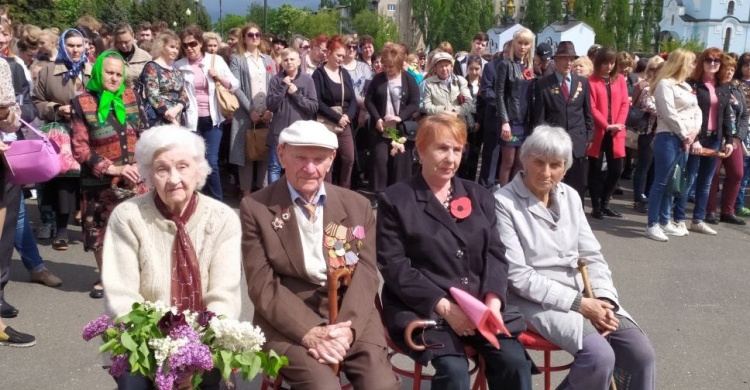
240, 120, 399, 390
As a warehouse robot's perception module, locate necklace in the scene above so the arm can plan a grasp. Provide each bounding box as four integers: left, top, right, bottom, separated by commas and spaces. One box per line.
441, 184, 454, 212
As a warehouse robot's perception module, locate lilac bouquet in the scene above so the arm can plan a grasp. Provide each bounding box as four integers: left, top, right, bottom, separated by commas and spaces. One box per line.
83, 301, 287, 389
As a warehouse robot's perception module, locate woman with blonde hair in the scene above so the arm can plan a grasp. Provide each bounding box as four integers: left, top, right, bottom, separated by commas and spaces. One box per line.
572, 56, 593, 78
645, 48, 700, 241
141, 31, 189, 126
493, 27, 534, 186
203, 31, 221, 55
631, 56, 664, 212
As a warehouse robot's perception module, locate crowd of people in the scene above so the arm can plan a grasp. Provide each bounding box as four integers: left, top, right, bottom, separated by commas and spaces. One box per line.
2, 6, 749, 389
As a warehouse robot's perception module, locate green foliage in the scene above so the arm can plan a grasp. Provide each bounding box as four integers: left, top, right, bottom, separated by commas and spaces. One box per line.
246, 1, 279, 31
412, 0, 451, 50
580, 15, 614, 48
271, 4, 310, 37
604, 0, 630, 50
524, 0, 547, 33
641, 0, 661, 53
304, 10, 341, 38
478, 0, 495, 33
214, 14, 249, 34
548, 0, 564, 25
660, 36, 705, 55
441, 0, 483, 52
629, 0, 644, 51
351, 10, 397, 50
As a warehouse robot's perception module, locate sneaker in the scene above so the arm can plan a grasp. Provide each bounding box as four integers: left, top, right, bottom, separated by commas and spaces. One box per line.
633, 201, 648, 213
660, 222, 687, 237
29, 189, 37, 200
690, 221, 718, 235
0, 326, 36, 347
646, 225, 669, 242
29, 269, 62, 287
673, 221, 690, 236
736, 207, 750, 217
35, 222, 54, 240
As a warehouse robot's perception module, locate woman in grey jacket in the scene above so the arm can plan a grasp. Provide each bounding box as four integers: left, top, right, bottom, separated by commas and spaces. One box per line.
266, 49, 318, 183
229, 23, 277, 196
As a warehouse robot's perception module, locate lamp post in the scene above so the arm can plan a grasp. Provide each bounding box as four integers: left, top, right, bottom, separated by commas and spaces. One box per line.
220, 0, 223, 35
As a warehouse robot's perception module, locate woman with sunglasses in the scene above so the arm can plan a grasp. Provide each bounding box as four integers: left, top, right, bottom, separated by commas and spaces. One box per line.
312, 35, 358, 188
227, 23, 277, 197
341, 34, 373, 130
174, 25, 239, 201
676, 48, 735, 235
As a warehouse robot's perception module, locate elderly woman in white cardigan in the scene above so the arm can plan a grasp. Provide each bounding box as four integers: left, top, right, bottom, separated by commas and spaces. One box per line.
494, 126, 655, 390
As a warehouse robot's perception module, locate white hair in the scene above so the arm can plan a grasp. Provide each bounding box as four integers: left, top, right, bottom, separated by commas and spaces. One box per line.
519, 125, 574, 172
135, 125, 211, 189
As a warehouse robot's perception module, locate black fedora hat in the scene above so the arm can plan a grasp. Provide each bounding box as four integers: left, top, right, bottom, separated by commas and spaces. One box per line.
554, 41, 578, 58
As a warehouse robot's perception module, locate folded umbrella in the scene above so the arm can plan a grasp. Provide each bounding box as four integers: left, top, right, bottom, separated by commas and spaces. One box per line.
449, 287, 511, 349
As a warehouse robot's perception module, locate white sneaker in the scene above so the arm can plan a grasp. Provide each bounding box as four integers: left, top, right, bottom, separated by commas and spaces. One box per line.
661, 222, 687, 237
690, 221, 717, 235
646, 225, 669, 242
673, 221, 689, 236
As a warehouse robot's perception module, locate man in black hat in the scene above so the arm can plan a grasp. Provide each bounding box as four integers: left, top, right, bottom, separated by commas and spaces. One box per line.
534, 42, 555, 77
531, 41, 593, 200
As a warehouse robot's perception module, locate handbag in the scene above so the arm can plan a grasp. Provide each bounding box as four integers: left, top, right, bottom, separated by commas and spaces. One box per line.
39, 120, 80, 176
625, 129, 639, 150
317, 74, 346, 134
397, 120, 419, 141
3, 118, 61, 185
668, 153, 688, 196
211, 54, 239, 118
245, 124, 269, 162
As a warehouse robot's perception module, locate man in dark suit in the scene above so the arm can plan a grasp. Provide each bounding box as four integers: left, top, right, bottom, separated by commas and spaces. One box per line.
240, 121, 399, 390
531, 41, 594, 199
477, 53, 504, 188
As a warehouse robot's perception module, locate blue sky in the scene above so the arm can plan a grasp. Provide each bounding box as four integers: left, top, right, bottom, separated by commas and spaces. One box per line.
203, 0, 319, 21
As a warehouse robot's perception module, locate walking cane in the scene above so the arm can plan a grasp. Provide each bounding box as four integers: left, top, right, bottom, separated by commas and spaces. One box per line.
578, 259, 618, 390
327, 267, 353, 374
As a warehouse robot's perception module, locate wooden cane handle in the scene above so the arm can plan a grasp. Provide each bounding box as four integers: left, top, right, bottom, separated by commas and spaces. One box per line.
326, 267, 352, 375
404, 319, 439, 351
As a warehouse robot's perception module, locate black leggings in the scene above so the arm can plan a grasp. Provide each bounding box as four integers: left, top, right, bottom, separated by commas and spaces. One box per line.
588, 132, 624, 210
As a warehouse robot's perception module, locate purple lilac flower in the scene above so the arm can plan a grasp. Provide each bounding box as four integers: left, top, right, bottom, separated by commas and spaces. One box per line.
82, 315, 111, 341
168, 325, 201, 343
108, 354, 129, 378
155, 365, 176, 390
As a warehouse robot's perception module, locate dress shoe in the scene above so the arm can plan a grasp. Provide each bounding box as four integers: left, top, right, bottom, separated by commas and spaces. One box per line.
52, 239, 69, 251
602, 207, 623, 218
720, 214, 747, 225
89, 286, 104, 299
30, 269, 63, 287
591, 209, 604, 219
0, 301, 19, 318
704, 213, 720, 225
613, 187, 624, 195
633, 201, 648, 213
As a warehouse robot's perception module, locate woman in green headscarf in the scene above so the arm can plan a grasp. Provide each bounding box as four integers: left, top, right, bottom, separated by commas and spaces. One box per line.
71, 51, 149, 299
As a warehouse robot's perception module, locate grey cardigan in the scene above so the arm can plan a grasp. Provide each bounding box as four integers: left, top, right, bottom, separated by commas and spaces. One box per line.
229, 53, 277, 166
266, 70, 318, 147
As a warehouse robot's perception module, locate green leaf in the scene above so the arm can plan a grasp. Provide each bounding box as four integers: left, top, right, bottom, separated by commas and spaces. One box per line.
98, 338, 119, 354
105, 327, 119, 339
138, 341, 151, 370
121, 331, 138, 352
248, 353, 262, 380
219, 350, 233, 381
128, 351, 140, 372
236, 351, 254, 366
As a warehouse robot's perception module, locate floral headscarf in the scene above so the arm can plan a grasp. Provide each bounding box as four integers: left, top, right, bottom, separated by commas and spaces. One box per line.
55, 28, 89, 84
86, 51, 127, 125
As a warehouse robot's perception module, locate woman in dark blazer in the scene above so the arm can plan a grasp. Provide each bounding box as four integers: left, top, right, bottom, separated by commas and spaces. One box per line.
377, 114, 534, 390
312, 35, 358, 189
364, 43, 419, 195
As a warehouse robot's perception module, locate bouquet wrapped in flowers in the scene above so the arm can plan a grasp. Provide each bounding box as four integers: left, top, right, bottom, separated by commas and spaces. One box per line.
384, 126, 407, 156
83, 301, 287, 390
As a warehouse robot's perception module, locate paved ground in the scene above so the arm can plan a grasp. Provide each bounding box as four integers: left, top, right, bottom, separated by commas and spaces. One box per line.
1, 185, 750, 390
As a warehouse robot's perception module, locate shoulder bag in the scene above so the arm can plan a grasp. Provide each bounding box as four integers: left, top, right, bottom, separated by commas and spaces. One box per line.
3, 118, 61, 185
317, 71, 345, 134
212, 54, 239, 118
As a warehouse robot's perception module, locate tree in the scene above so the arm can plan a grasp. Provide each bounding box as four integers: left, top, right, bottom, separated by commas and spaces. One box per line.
442, 0, 482, 53
477, 0, 495, 34
548, 0, 564, 25
641, 0, 661, 53
214, 14, 248, 33
524, 0, 547, 33
303, 10, 340, 38
99, 0, 132, 30
271, 4, 310, 37
603, 0, 630, 50
629, 0, 644, 51
660, 36, 705, 54
351, 10, 397, 49
573, 0, 587, 18
412, 0, 451, 50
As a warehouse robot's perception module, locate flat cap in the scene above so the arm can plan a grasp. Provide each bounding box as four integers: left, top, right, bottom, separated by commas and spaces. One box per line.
279, 120, 338, 149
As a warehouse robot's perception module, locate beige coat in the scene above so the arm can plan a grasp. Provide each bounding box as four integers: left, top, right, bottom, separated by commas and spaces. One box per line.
421, 74, 474, 117
653, 78, 702, 140
123, 46, 152, 88
32, 62, 93, 122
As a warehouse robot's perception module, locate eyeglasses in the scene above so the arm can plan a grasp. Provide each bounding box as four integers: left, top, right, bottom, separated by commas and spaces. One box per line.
704, 58, 721, 65
246, 32, 261, 39
301, 45, 310, 50
182, 40, 200, 49
347, 45, 358, 51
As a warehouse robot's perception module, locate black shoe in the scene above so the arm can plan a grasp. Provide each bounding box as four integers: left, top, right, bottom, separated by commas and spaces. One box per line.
613, 187, 624, 196
602, 207, 623, 218
704, 214, 720, 225
591, 209, 604, 219
0, 301, 18, 318
720, 214, 747, 225
633, 201, 648, 213
0, 326, 36, 347
89, 287, 104, 299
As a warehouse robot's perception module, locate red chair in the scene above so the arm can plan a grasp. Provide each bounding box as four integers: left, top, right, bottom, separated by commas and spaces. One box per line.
518, 330, 573, 390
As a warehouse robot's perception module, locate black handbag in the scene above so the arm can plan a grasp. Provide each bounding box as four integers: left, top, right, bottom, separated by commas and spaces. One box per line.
397, 120, 418, 141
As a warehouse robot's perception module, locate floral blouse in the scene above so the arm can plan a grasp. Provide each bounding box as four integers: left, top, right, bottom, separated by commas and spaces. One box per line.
141, 61, 189, 116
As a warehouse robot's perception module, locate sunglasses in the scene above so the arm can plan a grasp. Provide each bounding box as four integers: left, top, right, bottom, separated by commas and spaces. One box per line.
182, 40, 200, 49
704, 58, 721, 65
347, 45, 358, 51
246, 32, 261, 39
301, 45, 310, 50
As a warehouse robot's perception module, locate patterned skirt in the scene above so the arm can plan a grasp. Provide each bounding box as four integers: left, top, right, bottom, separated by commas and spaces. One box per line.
81, 182, 149, 252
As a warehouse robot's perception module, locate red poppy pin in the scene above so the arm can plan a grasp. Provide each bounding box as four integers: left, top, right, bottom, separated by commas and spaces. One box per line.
266, 64, 272, 73
457, 94, 467, 105
523, 68, 534, 81
450, 197, 472, 219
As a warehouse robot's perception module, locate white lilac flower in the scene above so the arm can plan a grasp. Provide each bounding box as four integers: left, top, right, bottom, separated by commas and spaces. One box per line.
148, 336, 188, 366
143, 301, 176, 315
209, 318, 266, 354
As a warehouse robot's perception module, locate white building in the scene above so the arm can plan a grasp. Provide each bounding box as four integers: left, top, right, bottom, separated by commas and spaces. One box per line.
537, 16, 595, 57
487, 23, 529, 54
659, 0, 750, 53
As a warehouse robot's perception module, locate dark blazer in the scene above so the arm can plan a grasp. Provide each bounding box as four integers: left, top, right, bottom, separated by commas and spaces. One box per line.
240, 179, 385, 355
688, 79, 734, 145
494, 57, 531, 125
364, 71, 420, 127
377, 174, 525, 364
312, 65, 358, 123
531, 72, 594, 158
7, 59, 35, 123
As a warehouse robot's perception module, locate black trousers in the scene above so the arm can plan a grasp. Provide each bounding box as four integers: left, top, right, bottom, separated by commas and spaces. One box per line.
115, 369, 222, 389
478, 108, 501, 188
431, 336, 534, 390
588, 133, 624, 210
564, 156, 587, 204
372, 134, 414, 193
0, 179, 22, 304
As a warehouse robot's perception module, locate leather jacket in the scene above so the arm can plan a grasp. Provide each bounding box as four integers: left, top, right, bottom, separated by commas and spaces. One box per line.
688, 79, 734, 145
494, 57, 531, 125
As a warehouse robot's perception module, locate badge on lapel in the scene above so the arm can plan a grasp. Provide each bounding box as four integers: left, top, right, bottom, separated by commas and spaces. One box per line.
324, 222, 364, 271
572, 82, 583, 100
272, 208, 291, 230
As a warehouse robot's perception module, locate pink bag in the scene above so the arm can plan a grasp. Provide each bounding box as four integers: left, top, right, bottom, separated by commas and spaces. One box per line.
3, 118, 61, 185
39, 121, 80, 175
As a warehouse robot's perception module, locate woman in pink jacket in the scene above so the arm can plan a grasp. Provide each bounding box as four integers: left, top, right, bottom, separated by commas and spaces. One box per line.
587, 48, 630, 219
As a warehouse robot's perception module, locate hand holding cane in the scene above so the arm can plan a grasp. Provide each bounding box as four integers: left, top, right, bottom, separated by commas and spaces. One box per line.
327, 267, 353, 374
578, 259, 618, 390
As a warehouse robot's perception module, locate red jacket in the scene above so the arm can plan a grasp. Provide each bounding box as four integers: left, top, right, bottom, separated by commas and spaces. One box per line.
587, 74, 630, 158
